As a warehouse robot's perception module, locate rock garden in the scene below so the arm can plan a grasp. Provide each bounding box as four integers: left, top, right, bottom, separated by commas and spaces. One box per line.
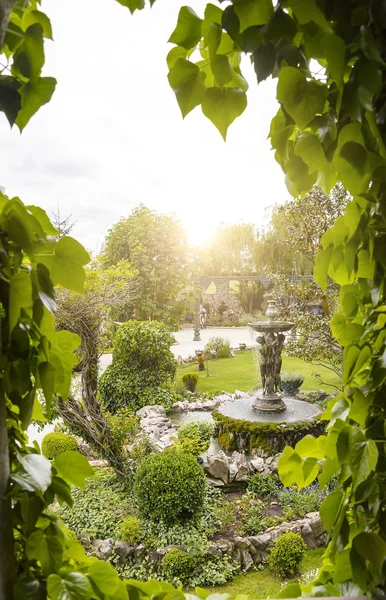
41, 320, 335, 592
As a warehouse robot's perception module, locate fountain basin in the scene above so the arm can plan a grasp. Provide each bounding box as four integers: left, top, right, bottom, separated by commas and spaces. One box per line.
213, 397, 324, 455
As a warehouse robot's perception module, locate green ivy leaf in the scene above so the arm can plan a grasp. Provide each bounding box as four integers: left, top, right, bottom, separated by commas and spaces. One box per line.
15, 452, 52, 493
38, 361, 56, 408
320, 489, 343, 533
211, 54, 233, 86
277, 583, 301, 598
26, 524, 64, 576
353, 532, 386, 575
202, 87, 247, 140
114, 0, 145, 13
168, 7, 203, 50
38, 235, 90, 293
47, 572, 93, 600
13, 578, 46, 600
168, 58, 206, 118
277, 67, 327, 130
0, 75, 21, 126
88, 560, 121, 595
13, 24, 44, 81
321, 33, 345, 89
232, 0, 274, 33
166, 46, 187, 70
348, 427, 378, 489
253, 43, 276, 83
314, 245, 333, 290
16, 77, 56, 132
9, 271, 33, 332
53, 451, 94, 489
22, 10, 53, 39
286, 0, 329, 28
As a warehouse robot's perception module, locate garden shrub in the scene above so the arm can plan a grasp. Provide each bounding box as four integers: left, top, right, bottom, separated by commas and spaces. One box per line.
162, 549, 193, 582
232, 493, 269, 535
41, 432, 78, 459
182, 372, 199, 392
248, 473, 277, 498
176, 421, 214, 458
105, 408, 139, 454
118, 516, 143, 544
204, 337, 231, 358
267, 532, 307, 578
135, 449, 206, 525
280, 371, 305, 396
278, 484, 325, 520
58, 468, 132, 539
99, 320, 177, 413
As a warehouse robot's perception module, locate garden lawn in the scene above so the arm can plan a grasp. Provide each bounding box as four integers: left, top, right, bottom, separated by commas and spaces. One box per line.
208, 548, 324, 598
175, 350, 341, 394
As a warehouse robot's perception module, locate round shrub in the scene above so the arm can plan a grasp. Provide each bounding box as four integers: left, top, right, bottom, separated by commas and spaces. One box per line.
280, 372, 305, 396
42, 432, 78, 459
135, 449, 206, 525
248, 473, 277, 498
99, 320, 177, 413
162, 549, 193, 582
267, 532, 307, 578
182, 372, 199, 392
118, 516, 143, 544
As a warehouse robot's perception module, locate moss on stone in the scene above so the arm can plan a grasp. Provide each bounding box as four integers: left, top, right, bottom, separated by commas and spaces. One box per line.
213, 411, 325, 454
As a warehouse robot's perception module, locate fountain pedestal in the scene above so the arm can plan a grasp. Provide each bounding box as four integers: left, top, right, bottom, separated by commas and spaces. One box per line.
249, 298, 295, 414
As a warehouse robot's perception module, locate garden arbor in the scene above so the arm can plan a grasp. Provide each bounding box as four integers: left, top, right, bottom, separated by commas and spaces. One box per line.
193, 274, 313, 340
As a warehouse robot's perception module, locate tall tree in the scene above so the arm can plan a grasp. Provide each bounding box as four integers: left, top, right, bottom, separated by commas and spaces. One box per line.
103, 204, 192, 329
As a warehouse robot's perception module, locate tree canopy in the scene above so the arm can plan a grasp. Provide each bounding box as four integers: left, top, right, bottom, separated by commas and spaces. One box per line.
103, 204, 193, 329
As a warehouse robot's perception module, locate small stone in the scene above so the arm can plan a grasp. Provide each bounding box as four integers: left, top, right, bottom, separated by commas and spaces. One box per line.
205, 455, 229, 483
250, 457, 264, 472
301, 522, 316, 549
249, 533, 271, 550
240, 548, 254, 572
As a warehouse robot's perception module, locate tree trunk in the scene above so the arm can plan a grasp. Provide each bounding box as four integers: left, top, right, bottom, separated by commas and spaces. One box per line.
0, 389, 15, 599
0, 0, 16, 49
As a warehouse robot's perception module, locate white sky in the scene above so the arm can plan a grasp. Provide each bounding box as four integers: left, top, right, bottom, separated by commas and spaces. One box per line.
0, 0, 290, 253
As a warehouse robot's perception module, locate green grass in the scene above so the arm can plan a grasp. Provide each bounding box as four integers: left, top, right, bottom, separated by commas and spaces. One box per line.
175, 350, 341, 393
208, 548, 324, 598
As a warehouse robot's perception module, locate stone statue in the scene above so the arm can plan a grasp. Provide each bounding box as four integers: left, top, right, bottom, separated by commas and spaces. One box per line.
272, 333, 286, 392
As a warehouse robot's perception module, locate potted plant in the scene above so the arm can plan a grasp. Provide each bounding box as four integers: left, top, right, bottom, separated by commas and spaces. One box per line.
280, 372, 305, 396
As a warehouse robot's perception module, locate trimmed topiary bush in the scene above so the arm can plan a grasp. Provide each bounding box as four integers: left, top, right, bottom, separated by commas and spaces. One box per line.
162, 549, 193, 582
42, 432, 78, 459
267, 532, 307, 578
135, 449, 206, 525
118, 516, 143, 544
105, 408, 139, 454
280, 371, 305, 396
182, 372, 199, 392
99, 320, 177, 413
248, 473, 277, 498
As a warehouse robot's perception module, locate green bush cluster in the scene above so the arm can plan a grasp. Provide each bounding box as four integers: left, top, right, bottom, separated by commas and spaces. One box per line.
182, 372, 199, 392
278, 484, 325, 520
232, 493, 269, 535
162, 549, 193, 583
280, 371, 305, 396
118, 516, 143, 544
99, 321, 177, 413
267, 532, 307, 578
105, 408, 139, 454
176, 420, 214, 458
204, 337, 231, 359
58, 468, 132, 539
135, 449, 206, 525
41, 432, 78, 459
248, 473, 278, 498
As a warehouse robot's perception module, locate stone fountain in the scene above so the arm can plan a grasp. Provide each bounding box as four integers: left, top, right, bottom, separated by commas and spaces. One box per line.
250, 297, 294, 413
213, 297, 323, 455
